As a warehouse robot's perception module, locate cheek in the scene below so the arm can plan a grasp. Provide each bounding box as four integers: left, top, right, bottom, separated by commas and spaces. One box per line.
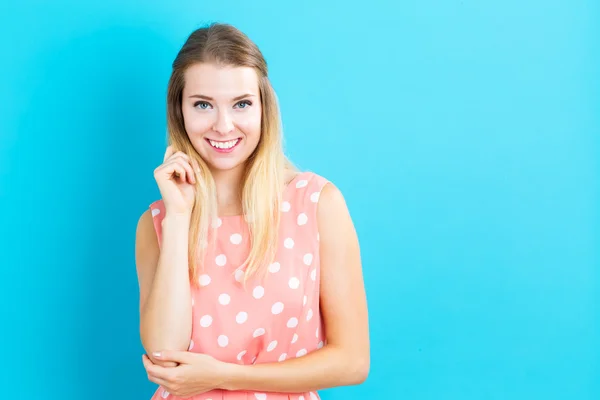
236, 112, 262, 137
185, 118, 212, 136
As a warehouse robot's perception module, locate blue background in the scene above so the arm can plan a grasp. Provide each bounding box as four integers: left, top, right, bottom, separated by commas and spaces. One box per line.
1, 0, 598, 399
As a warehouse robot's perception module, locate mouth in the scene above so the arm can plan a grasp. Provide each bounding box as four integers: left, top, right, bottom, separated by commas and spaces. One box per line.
206, 138, 242, 153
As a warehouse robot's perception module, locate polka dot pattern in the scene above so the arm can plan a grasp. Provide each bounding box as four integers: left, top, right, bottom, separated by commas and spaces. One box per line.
268, 262, 281, 273
215, 254, 227, 267
236, 311, 248, 324
148, 171, 329, 400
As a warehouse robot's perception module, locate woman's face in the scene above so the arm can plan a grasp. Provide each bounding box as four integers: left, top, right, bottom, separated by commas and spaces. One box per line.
181, 63, 262, 173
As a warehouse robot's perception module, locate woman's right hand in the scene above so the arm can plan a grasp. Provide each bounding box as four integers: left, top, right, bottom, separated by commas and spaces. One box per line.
154, 145, 199, 216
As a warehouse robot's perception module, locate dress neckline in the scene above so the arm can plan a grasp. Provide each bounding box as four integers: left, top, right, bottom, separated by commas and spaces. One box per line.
217, 171, 307, 220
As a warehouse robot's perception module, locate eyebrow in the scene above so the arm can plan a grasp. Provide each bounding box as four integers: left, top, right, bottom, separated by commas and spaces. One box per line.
188, 93, 256, 101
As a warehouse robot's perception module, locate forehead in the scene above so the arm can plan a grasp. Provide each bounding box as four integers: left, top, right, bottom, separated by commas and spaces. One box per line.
183, 63, 259, 97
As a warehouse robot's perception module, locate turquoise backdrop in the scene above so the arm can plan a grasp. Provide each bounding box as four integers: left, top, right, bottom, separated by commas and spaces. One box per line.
1, 1, 598, 398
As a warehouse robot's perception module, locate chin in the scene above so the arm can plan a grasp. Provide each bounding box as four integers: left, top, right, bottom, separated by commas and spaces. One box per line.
206, 159, 247, 173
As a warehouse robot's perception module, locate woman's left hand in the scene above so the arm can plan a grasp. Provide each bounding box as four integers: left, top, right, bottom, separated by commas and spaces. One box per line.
142, 351, 229, 397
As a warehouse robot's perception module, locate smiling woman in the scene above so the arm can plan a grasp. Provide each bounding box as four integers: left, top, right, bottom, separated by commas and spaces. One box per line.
134, 23, 369, 400
182, 64, 262, 170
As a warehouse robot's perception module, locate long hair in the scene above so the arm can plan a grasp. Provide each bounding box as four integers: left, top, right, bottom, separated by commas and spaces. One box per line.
166, 23, 297, 288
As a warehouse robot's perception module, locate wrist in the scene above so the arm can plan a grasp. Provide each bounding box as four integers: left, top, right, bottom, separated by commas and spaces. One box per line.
217, 362, 244, 391
162, 212, 191, 226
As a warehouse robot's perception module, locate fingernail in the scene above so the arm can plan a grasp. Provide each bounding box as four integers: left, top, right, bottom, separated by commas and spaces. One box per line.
152, 352, 161, 358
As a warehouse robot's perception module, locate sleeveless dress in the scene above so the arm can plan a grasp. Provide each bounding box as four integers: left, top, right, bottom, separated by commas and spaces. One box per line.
148, 171, 330, 400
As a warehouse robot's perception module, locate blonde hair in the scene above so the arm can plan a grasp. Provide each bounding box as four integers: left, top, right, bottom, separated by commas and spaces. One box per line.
166, 23, 297, 287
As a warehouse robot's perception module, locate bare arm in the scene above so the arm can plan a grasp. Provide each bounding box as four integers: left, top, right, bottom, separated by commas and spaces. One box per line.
135, 210, 193, 367
221, 183, 370, 392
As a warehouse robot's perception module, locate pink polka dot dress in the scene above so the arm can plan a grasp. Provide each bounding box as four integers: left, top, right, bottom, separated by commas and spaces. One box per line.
148, 171, 330, 400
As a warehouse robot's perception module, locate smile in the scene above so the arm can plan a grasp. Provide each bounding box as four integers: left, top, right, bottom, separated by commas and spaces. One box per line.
206, 138, 241, 152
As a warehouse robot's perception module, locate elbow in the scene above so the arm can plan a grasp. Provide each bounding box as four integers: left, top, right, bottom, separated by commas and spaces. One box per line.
344, 352, 370, 385
351, 356, 370, 385
140, 326, 190, 357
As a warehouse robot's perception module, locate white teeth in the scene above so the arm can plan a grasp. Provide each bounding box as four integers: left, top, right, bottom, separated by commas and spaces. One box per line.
209, 139, 239, 149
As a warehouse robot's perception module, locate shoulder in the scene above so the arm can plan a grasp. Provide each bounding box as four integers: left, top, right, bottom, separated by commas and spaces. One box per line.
136, 200, 164, 254
316, 178, 360, 265
290, 171, 352, 227
316, 179, 349, 222
136, 206, 159, 247
289, 170, 331, 192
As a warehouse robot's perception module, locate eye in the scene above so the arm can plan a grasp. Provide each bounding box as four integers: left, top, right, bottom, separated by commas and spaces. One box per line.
235, 100, 252, 109
194, 101, 212, 110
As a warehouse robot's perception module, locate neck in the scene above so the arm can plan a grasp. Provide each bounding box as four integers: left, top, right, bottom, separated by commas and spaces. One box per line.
211, 164, 246, 216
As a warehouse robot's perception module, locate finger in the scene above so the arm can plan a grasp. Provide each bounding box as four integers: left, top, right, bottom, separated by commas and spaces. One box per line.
172, 157, 196, 185
170, 159, 195, 184
142, 354, 155, 368
142, 354, 158, 373
153, 350, 193, 364
144, 361, 172, 381
166, 151, 190, 163
163, 145, 175, 163
161, 160, 188, 184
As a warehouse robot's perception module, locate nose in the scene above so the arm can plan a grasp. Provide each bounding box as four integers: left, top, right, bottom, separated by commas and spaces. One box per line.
212, 110, 235, 136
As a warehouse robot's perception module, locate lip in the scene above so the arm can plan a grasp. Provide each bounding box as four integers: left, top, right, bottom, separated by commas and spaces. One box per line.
206, 138, 242, 142
206, 137, 242, 153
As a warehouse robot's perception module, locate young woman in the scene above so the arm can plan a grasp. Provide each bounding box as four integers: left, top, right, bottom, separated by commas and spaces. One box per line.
135, 23, 369, 400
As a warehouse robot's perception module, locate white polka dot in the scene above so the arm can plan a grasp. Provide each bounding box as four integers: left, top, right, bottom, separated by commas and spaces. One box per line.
200, 315, 213, 327
289, 277, 300, 289
284, 238, 294, 249
303, 253, 313, 265
253, 328, 266, 337
219, 293, 231, 305
271, 302, 284, 314
152, 208, 160, 217
310, 393, 318, 400
255, 394, 267, 400
303, 295, 307, 306
296, 348, 307, 357
237, 350, 247, 360
296, 179, 308, 188
282, 201, 291, 212
235, 269, 244, 282
287, 317, 298, 328
215, 254, 227, 267
188, 339, 194, 350
297, 213, 308, 225
310, 269, 317, 281
161, 388, 169, 398
218, 335, 229, 347
306, 309, 313, 321
236, 311, 248, 324
268, 262, 280, 273
292, 333, 298, 343
317, 341, 324, 349
310, 191, 320, 203
199, 274, 211, 286
212, 217, 222, 228
230, 233, 242, 245
278, 353, 287, 362
267, 340, 278, 352
253, 286, 265, 299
